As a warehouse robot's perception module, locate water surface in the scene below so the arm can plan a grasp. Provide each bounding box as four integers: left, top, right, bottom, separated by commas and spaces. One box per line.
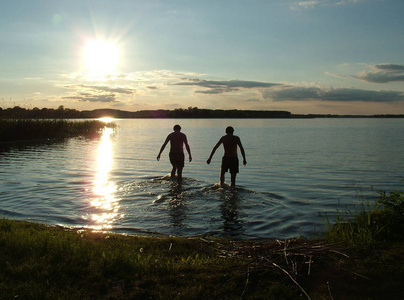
1, 118, 403, 239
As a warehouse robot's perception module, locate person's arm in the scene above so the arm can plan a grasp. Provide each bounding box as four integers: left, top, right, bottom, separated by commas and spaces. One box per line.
157, 136, 170, 161
237, 138, 247, 165
206, 139, 222, 164
184, 136, 192, 162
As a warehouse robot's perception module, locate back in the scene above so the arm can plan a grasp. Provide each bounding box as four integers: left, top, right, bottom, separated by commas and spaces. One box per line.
169, 131, 187, 153
221, 135, 240, 157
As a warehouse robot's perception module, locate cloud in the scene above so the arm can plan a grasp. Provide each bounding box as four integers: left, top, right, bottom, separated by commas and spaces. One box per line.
329, 63, 404, 84
354, 64, 404, 83
245, 98, 262, 102
291, 0, 366, 9
63, 94, 116, 103
78, 85, 135, 94
264, 86, 404, 102
173, 79, 281, 94
59, 84, 136, 103
292, 1, 321, 9
60, 84, 134, 103
375, 64, 404, 72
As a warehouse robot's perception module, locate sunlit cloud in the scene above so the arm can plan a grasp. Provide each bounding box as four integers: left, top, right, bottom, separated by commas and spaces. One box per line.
82, 85, 135, 94
63, 94, 117, 103
173, 79, 281, 94
60, 84, 135, 103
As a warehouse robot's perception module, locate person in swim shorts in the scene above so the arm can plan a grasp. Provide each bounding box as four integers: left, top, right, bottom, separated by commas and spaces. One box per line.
157, 124, 192, 182
207, 126, 247, 187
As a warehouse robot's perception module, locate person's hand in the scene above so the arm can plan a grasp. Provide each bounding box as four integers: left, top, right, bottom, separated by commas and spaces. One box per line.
243, 159, 247, 165
189, 155, 192, 162
157, 154, 160, 161
206, 158, 211, 164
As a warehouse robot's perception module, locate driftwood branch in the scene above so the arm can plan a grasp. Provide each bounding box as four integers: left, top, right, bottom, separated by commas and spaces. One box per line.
272, 262, 311, 300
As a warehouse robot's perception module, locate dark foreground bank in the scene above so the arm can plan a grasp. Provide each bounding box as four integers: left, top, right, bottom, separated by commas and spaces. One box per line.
1, 218, 404, 299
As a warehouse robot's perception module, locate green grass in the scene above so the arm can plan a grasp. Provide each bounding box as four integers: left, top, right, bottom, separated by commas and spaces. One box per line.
325, 190, 404, 246
2, 191, 404, 299
0, 220, 301, 299
0, 119, 116, 142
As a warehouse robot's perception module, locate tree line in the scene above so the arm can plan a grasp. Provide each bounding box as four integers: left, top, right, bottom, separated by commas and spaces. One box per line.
2, 106, 402, 119
0, 106, 292, 119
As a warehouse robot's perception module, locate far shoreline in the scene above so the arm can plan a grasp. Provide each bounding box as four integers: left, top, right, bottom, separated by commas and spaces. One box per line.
1, 106, 403, 119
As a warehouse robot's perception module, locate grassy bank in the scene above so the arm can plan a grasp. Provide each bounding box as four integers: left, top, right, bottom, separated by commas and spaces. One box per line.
0, 119, 115, 142
1, 191, 404, 299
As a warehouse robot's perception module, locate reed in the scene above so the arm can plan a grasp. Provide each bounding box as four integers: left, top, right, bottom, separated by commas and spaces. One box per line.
0, 119, 115, 142
325, 190, 404, 246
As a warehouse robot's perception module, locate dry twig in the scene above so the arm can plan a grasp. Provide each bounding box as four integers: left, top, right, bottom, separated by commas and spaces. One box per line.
272, 262, 311, 300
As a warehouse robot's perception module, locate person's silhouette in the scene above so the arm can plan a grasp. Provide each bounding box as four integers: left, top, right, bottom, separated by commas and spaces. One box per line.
157, 125, 192, 182
207, 126, 246, 187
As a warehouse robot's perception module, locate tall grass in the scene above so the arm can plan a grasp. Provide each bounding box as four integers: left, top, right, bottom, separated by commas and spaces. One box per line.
325, 190, 404, 246
0, 219, 299, 299
0, 119, 116, 142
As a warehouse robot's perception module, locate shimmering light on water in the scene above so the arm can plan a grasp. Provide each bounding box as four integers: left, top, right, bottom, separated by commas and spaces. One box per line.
89, 127, 120, 230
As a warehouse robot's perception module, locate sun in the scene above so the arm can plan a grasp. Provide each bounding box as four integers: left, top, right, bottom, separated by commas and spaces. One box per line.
83, 39, 119, 74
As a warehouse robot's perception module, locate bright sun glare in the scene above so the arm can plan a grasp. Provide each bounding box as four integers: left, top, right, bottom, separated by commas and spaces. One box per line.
83, 39, 119, 74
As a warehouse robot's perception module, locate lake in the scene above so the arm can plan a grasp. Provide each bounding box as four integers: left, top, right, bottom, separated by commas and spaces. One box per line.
1, 118, 403, 239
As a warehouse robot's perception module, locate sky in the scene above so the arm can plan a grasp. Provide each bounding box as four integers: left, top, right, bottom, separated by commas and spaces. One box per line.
1, 0, 403, 115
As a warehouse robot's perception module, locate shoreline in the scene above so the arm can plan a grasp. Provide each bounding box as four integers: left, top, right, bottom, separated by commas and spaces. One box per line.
2, 106, 404, 119
1, 218, 404, 299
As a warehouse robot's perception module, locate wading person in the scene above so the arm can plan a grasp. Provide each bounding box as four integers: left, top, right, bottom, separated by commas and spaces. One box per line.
207, 126, 247, 187
157, 125, 192, 182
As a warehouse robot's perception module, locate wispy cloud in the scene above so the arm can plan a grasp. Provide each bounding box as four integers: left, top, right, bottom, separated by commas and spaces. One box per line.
173, 79, 281, 94
60, 84, 135, 103
331, 63, 404, 83
354, 64, 404, 83
291, 0, 366, 9
55, 69, 404, 107
80, 85, 135, 94
63, 94, 116, 103
264, 86, 404, 102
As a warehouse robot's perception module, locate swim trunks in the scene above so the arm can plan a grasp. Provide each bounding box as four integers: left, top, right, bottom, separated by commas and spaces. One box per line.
221, 156, 239, 174
169, 152, 185, 168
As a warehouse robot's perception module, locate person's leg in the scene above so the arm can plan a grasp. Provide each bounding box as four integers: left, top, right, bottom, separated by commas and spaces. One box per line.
177, 167, 183, 182
230, 173, 236, 187
171, 165, 177, 179
220, 168, 226, 186
229, 157, 239, 188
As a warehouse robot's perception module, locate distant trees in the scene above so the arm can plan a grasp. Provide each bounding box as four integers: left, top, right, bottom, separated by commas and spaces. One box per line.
0, 106, 81, 119
125, 107, 292, 118
0, 105, 294, 119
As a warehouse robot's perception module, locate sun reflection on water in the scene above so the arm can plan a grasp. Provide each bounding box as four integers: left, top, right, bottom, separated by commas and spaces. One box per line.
90, 126, 121, 230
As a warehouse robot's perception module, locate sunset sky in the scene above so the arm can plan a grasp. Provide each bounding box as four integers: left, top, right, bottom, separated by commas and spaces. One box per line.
1, 0, 403, 115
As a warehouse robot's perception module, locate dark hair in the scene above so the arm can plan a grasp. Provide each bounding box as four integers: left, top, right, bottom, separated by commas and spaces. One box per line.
225, 126, 234, 134
173, 124, 181, 131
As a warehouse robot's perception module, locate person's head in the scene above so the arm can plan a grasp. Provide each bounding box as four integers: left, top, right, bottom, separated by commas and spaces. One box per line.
225, 126, 234, 135
173, 124, 181, 132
